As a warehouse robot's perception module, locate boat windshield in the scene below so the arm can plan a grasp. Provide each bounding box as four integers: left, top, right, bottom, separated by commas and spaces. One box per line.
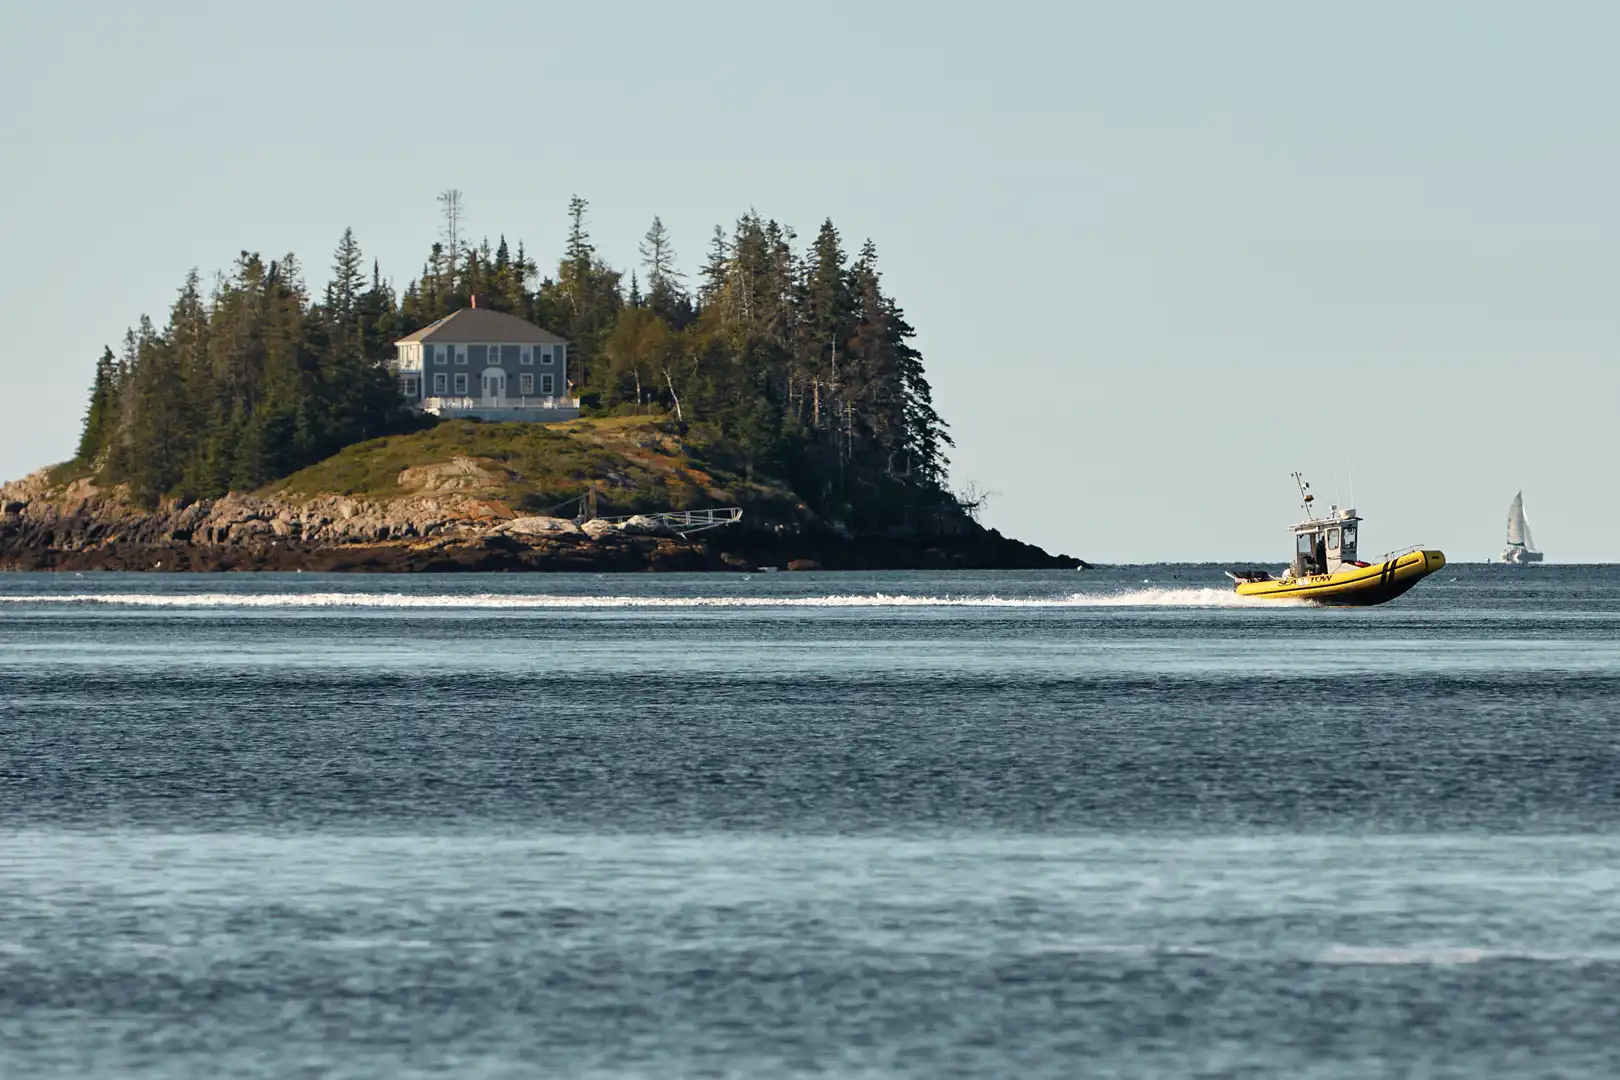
1295, 530, 1327, 576
1342, 523, 1358, 558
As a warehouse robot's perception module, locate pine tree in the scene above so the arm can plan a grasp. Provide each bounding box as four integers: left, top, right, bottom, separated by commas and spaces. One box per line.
546, 195, 621, 389
799, 219, 855, 433
698, 225, 729, 309
561, 194, 594, 322
124, 316, 187, 505
76, 346, 118, 461
325, 227, 365, 354
639, 216, 689, 325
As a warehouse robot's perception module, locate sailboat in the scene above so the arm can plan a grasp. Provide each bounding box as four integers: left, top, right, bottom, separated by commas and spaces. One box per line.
1499, 491, 1544, 564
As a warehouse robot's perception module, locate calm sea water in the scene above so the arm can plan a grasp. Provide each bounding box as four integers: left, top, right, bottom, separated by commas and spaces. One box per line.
3, 564, 1618, 1078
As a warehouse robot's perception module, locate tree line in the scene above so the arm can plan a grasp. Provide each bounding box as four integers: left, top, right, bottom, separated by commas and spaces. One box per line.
75, 237, 411, 505
74, 195, 956, 529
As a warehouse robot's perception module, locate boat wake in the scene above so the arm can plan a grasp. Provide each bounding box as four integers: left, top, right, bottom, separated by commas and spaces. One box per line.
1, 587, 1296, 610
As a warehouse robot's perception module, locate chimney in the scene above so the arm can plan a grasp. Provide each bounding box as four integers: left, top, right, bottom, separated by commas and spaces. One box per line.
470, 294, 477, 309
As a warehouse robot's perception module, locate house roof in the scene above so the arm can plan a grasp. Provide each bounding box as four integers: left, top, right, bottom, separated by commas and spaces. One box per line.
395, 307, 567, 345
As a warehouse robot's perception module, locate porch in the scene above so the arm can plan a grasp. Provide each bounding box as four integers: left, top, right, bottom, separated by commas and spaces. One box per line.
421, 395, 582, 422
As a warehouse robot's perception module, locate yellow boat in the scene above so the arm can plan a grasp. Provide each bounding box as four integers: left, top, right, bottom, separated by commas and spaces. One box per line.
1225, 473, 1445, 606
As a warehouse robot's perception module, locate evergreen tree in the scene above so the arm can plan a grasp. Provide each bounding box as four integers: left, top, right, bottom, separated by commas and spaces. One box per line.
325, 227, 365, 354
124, 316, 187, 504
76, 346, 118, 462
698, 225, 729, 309
639, 216, 690, 325
545, 195, 621, 389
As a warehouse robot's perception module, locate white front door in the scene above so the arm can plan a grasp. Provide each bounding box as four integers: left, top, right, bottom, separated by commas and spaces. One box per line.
480, 367, 506, 407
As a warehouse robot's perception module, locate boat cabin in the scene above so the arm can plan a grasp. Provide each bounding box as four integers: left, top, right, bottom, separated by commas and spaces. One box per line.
1289, 509, 1361, 578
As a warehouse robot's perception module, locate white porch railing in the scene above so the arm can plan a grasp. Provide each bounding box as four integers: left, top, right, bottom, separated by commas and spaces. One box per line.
421, 395, 581, 415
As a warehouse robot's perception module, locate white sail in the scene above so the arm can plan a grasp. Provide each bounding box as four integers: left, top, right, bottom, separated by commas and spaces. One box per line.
1506, 492, 1527, 548
1521, 509, 1536, 553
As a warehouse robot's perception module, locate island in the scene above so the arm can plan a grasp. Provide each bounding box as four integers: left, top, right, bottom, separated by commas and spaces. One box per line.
0, 198, 1081, 573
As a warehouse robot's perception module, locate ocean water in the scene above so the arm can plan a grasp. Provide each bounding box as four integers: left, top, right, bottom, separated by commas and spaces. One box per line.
2, 563, 1619, 1078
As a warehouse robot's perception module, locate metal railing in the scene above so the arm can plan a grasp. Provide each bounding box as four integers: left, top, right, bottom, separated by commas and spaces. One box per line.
597, 507, 744, 537
1376, 544, 1427, 562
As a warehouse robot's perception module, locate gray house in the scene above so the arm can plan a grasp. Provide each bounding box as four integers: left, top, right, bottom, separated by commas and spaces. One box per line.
390, 304, 578, 422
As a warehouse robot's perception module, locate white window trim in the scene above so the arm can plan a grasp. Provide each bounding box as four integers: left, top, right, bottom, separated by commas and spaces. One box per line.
540, 347, 554, 366
520, 373, 533, 394
455, 345, 468, 365
433, 372, 447, 393
520, 346, 533, 366
454, 373, 467, 394
540, 373, 554, 395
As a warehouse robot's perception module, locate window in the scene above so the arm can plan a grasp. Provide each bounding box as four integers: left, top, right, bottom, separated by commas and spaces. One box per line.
1327, 527, 1340, 549
520, 347, 533, 365
1342, 524, 1357, 550
434, 345, 447, 365
433, 372, 447, 394
1297, 534, 1312, 554
455, 346, 468, 365
487, 344, 502, 366
540, 347, 554, 366
520, 373, 533, 394
454, 373, 467, 394
541, 373, 554, 395
402, 376, 417, 397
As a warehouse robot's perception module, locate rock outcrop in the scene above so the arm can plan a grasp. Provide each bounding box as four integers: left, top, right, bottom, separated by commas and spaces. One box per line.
0, 468, 1084, 573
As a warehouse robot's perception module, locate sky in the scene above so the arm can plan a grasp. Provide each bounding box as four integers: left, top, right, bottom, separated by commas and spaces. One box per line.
1, 0, 1615, 562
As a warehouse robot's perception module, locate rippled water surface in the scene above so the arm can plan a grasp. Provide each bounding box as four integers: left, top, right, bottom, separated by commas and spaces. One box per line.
3, 564, 1618, 1078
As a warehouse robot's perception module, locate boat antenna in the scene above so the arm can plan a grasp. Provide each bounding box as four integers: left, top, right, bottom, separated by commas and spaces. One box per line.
1292, 470, 1316, 519
1348, 464, 1355, 510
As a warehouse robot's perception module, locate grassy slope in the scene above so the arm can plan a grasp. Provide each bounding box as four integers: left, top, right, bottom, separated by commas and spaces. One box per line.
267, 415, 803, 518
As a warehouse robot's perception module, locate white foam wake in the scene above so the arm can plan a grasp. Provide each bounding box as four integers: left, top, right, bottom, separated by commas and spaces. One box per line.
0, 587, 1292, 610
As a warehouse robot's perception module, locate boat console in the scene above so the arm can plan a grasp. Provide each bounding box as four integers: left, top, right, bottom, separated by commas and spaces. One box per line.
1286, 507, 1361, 579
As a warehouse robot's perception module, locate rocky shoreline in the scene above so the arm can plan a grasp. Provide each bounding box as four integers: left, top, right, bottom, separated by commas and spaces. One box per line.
0, 471, 1082, 573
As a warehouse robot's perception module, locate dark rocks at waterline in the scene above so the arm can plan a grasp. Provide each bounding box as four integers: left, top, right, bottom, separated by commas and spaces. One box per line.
0, 531, 1081, 573
0, 470, 1084, 573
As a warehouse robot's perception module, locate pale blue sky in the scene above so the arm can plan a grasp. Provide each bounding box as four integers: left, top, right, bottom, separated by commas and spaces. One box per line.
2, 1, 1615, 562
